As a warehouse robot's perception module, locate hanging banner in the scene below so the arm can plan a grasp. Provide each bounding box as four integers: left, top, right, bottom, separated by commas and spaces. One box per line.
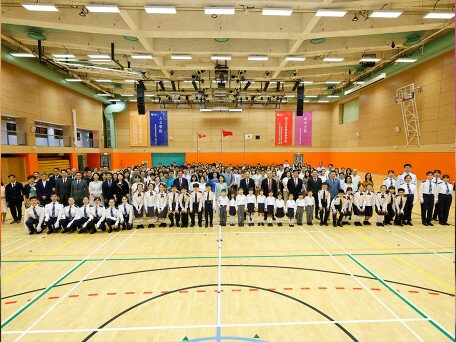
295, 111, 312, 146
150, 111, 168, 146
129, 112, 148, 146
275, 111, 292, 146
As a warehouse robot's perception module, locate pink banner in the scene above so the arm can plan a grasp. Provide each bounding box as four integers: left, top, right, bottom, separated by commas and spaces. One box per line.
295, 111, 312, 146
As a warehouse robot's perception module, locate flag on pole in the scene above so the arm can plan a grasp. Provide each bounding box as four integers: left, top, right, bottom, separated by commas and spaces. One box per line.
244, 133, 252, 139
198, 133, 206, 138
222, 130, 233, 137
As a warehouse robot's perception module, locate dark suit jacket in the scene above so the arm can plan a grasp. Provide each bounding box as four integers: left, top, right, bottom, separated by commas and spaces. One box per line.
239, 178, 255, 194
36, 180, 53, 199
102, 180, 116, 201
261, 178, 278, 197
55, 177, 72, 200
307, 177, 323, 196
49, 175, 58, 190
70, 180, 89, 200
287, 177, 303, 199
5, 182, 24, 204
173, 177, 189, 191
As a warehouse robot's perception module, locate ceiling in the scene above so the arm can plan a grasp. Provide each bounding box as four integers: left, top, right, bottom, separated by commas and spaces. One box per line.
1, 0, 454, 106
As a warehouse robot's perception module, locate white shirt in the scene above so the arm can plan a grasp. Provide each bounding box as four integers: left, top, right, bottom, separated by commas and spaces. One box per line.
105, 206, 121, 223
246, 194, 256, 205
118, 203, 134, 223
383, 177, 397, 190
265, 196, 276, 206
285, 199, 296, 210
274, 198, 285, 209
144, 190, 156, 207
79, 204, 93, 222
397, 172, 417, 186
402, 182, 417, 204
218, 195, 229, 207
317, 190, 330, 208
24, 205, 45, 230
437, 181, 453, 195
351, 175, 361, 191
132, 191, 145, 210
256, 195, 266, 207
90, 205, 105, 227
44, 202, 64, 220
375, 192, 389, 211
235, 194, 247, 207
304, 196, 315, 207
179, 193, 191, 211
296, 198, 306, 207
364, 191, 376, 206
419, 179, 438, 202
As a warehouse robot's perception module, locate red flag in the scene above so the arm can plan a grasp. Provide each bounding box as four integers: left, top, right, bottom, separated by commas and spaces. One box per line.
222, 130, 233, 137
198, 133, 206, 138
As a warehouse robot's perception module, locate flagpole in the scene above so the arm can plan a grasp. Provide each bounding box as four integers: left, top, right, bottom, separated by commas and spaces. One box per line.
196, 132, 199, 163
243, 131, 246, 166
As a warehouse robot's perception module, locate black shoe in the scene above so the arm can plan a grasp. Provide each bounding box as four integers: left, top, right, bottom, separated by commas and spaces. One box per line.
338, 223, 343, 227
190, 223, 195, 227
108, 227, 112, 233
307, 222, 312, 226
169, 224, 175, 228
320, 222, 323, 226
428, 223, 433, 226
354, 222, 361, 226
78, 229, 84, 234
29, 231, 35, 235
363, 221, 369, 225
376, 223, 381, 226
148, 224, 154, 228
333, 223, 337, 227
423, 222, 428, 226
278, 223, 283, 227
198, 224, 202, 227
407, 222, 413, 226
290, 224, 294, 227
11, 221, 17, 224
90, 228, 96, 234
432, 218, 438, 221
47, 228, 53, 234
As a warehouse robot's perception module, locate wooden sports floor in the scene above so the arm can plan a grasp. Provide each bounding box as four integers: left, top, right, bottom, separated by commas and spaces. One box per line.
1, 209, 454, 342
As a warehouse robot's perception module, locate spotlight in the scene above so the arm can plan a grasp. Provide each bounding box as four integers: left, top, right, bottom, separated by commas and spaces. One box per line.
79, 8, 87, 16
158, 81, 165, 91
263, 81, 270, 91
243, 81, 251, 91
170, 70, 174, 76
276, 81, 281, 92
192, 80, 199, 91
391, 41, 396, 48
352, 13, 359, 21
171, 81, 176, 91
292, 81, 299, 91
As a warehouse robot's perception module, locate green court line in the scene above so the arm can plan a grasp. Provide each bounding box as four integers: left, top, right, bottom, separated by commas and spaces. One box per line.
348, 255, 455, 341
1, 251, 453, 263
1, 260, 86, 328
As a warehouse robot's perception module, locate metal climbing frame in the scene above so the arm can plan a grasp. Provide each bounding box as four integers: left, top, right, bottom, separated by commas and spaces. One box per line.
395, 83, 421, 146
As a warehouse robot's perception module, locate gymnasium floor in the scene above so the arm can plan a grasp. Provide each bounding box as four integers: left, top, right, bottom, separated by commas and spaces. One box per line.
1, 209, 454, 342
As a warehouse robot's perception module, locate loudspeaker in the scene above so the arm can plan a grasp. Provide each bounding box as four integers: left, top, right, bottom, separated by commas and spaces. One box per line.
296, 85, 304, 116
136, 81, 145, 115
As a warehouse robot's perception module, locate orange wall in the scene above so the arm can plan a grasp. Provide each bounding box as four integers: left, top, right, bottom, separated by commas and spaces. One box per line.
86, 153, 101, 169
20, 153, 38, 176
111, 153, 152, 170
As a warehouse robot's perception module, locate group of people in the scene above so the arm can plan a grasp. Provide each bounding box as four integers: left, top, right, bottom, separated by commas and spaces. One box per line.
1, 161, 453, 235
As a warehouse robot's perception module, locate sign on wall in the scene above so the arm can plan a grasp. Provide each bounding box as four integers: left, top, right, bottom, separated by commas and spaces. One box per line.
275, 111, 292, 146
149, 111, 168, 146
129, 112, 148, 146
294, 111, 312, 146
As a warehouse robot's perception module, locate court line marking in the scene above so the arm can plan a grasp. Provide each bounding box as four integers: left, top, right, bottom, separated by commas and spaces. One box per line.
216, 225, 222, 342
346, 227, 454, 292
1, 232, 122, 328
0, 318, 431, 335
1, 236, 28, 248
389, 226, 454, 253
14, 230, 138, 341
1, 235, 82, 284
303, 226, 424, 341
311, 226, 454, 341
1, 236, 44, 256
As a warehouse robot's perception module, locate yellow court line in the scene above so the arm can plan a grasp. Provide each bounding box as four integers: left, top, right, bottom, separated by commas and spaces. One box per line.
1, 235, 82, 284
346, 227, 454, 292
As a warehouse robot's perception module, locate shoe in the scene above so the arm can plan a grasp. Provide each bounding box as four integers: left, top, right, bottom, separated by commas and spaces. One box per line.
432, 218, 438, 221
169, 224, 175, 228
376, 223, 381, 226
428, 223, 433, 226
261, 222, 265, 226
324, 222, 329, 226
338, 223, 343, 227
198, 224, 202, 228
278, 223, 283, 227
407, 222, 413, 226
354, 222, 361, 226
10, 221, 17, 224
210, 224, 213, 227
423, 222, 428, 226
333, 223, 337, 227
47, 229, 53, 235
108, 228, 112, 233
290, 224, 294, 227
148, 224, 154, 228
190, 223, 195, 227
90, 228, 96, 234
161, 223, 167, 227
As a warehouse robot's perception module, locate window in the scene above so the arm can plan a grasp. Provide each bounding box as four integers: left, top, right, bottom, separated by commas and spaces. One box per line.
6, 122, 17, 132
54, 129, 63, 137
341, 98, 359, 124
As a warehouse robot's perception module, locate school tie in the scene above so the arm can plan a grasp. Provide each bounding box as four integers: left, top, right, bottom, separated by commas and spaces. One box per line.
77, 180, 80, 188
381, 195, 385, 199
390, 179, 393, 187
368, 192, 371, 195
446, 183, 450, 195
84, 206, 87, 218
399, 197, 403, 208
110, 208, 114, 217
295, 178, 297, 186
33, 206, 38, 219
435, 179, 438, 185
63, 178, 66, 184
407, 184, 411, 194
207, 192, 209, 201
194, 192, 197, 203
69, 206, 73, 220
95, 206, 98, 217
52, 203, 55, 217
124, 206, 127, 215
108, 181, 112, 187
428, 182, 432, 193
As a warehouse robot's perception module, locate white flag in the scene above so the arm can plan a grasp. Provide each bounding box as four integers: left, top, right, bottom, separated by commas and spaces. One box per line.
245, 133, 252, 140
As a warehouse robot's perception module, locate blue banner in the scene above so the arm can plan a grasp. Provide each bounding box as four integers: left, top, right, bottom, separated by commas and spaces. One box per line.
149, 111, 168, 146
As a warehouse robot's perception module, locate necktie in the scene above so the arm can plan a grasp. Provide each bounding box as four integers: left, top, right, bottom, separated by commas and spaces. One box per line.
108, 181, 111, 186
110, 208, 114, 217
390, 179, 393, 187
368, 192, 371, 195
194, 193, 197, 203
435, 179, 438, 185
268, 179, 271, 190
84, 206, 87, 217
95, 206, 98, 217
33, 206, 38, 219
63, 178, 66, 183
381, 195, 385, 199
429, 181, 432, 193
77, 180, 80, 188
207, 192, 209, 200
295, 178, 297, 186
446, 183, 450, 195
407, 184, 411, 194
52, 203, 55, 217
399, 197, 403, 208
124, 206, 127, 214
69, 206, 73, 220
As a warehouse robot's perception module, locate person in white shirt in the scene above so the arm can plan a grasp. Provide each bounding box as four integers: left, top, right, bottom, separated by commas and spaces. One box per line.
236, 188, 247, 227
437, 174, 453, 225
285, 193, 296, 227
351, 169, 361, 192
132, 183, 145, 228
383, 170, 397, 192
330, 190, 345, 227
105, 198, 121, 233
229, 192, 237, 226
375, 185, 389, 227
419, 171, 438, 226
246, 188, 257, 226
318, 183, 330, 226
283, 160, 290, 169
397, 163, 417, 186
282, 171, 291, 203
144, 184, 156, 228
432, 169, 442, 221
265, 190, 276, 227
353, 184, 366, 227
256, 189, 266, 226
402, 174, 417, 226
88, 173, 103, 204
304, 190, 315, 225
274, 192, 285, 227
342, 176, 353, 194
78, 196, 94, 234
384, 186, 396, 225
44, 193, 63, 234
217, 189, 229, 226
90, 197, 105, 233
295, 192, 305, 226
394, 188, 408, 226
318, 169, 327, 183
202, 183, 216, 228
342, 188, 354, 225
179, 187, 191, 228
167, 184, 180, 228
183, 168, 192, 183
190, 183, 203, 227
156, 184, 168, 227
24, 196, 45, 235
60, 197, 81, 233
316, 162, 324, 172
363, 184, 375, 225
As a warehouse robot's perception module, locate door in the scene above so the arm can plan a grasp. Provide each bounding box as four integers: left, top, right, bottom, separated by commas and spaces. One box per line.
100, 155, 111, 169
152, 153, 185, 167
293, 153, 304, 166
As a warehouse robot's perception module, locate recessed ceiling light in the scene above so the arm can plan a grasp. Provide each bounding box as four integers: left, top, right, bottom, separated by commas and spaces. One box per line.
305, 95, 318, 98
285, 56, 306, 61
248, 55, 268, 61
327, 95, 340, 98
52, 54, 75, 58
315, 9, 347, 17
211, 55, 231, 60
65, 78, 83, 82
359, 57, 381, 62
318, 100, 329, 103
130, 99, 137, 102
262, 8, 293, 16
121, 94, 134, 97
300, 81, 314, 84
354, 81, 365, 85
369, 11, 403, 18
212, 80, 226, 83
395, 58, 417, 63
89, 59, 114, 63
323, 57, 344, 62
97, 93, 112, 97
144, 6, 176, 14
10, 53, 35, 57
284, 95, 295, 98
85, 4, 119, 13
423, 12, 455, 19
55, 59, 78, 62
21, 3, 58, 11
125, 79, 137, 83
131, 54, 153, 59
95, 79, 112, 82
145, 94, 156, 97
204, 7, 235, 15
171, 54, 192, 60
229, 108, 243, 112
87, 54, 110, 59
325, 81, 341, 84
110, 99, 121, 102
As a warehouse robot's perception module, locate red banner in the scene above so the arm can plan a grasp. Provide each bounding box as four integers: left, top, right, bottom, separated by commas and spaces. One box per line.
275, 111, 292, 146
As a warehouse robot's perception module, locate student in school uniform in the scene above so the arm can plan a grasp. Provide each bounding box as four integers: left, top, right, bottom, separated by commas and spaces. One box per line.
304, 190, 315, 226
132, 183, 145, 228
246, 188, 256, 226
285, 193, 296, 227
330, 189, 345, 227
24, 196, 45, 235
190, 183, 203, 227
342, 187, 353, 225
397, 163, 417, 187
200, 183, 214, 228
402, 174, 417, 226
144, 183, 156, 228
217, 189, 229, 226
61, 197, 81, 233
236, 187, 247, 227
362, 184, 375, 225
179, 187, 190, 228
229, 192, 237, 226
78, 196, 94, 234
89, 197, 106, 233
318, 183, 330, 226
118, 196, 134, 230
44, 193, 64, 234
437, 175, 453, 226
274, 192, 285, 227
256, 189, 266, 226
167, 184, 180, 228
353, 184, 366, 227
432, 169, 442, 221
295, 192, 305, 226
265, 190, 276, 227
105, 198, 121, 233
383, 170, 397, 191
375, 185, 389, 227
419, 171, 438, 226
384, 186, 396, 225
156, 184, 169, 227
394, 188, 407, 226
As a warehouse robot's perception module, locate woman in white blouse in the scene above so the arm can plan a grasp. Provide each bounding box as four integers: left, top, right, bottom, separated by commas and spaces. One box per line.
89, 172, 103, 204
281, 170, 291, 203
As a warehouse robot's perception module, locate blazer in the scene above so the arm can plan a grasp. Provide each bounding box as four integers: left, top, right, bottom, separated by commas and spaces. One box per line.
55, 177, 72, 200
102, 180, 117, 201
307, 177, 323, 196
172, 177, 189, 191
70, 179, 89, 200
261, 178, 278, 197
36, 180, 53, 199
325, 178, 341, 199
239, 178, 255, 194
287, 177, 303, 199
5, 182, 24, 203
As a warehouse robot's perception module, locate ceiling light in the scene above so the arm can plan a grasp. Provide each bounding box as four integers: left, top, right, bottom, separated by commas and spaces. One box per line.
262, 8, 293, 16
121, 94, 134, 97
144, 94, 156, 97
327, 95, 340, 98
85, 4, 119, 13
395, 58, 417, 63
325, 81, 341, 84
315, 9, 347, 17
131, 54, 153, 59
248, 55, 268, 61
284, 95, 295, 98
204, 7, 235, 15
130, 99, 137, 102
52, 54, 75, 58
354, 81, 365, 85
97, 93, 112, 97
300, 81, 314, 84
211, 55, 231, 60
10, 53, 35, 57
285, 56, 306, 61
318, 100, 329, 103
110, 99, 121, 102
369, 11, 403, 18
212, 80, 226, 83
95, 79, 112, 82
423, 12, 455, 19
125, 79, 137, 83
229, 108, 243, 112
323, 57, 344, 62
21, 3, 58, 11
144, 6, 176, 14
200, 108, 213, 112
87, 54, 110, 59
305, 95, 318, 98
359, 57, 381, 62
65, 78, 83, 82
89, 59, 114, 63
55, 58, 78, 62
171, 54, 192, 60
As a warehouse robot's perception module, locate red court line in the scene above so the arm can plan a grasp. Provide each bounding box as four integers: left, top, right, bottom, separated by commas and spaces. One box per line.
143, 291, 153, 294
249, 289, 258, 292
335, 287, 345, 290
408, 290, 419, 293
353, 288, 363, 290
88, 293, 98, 297
318, 287, 327, 290
301, 287, 310, 290
161, 291, 169, 294
107, 293, 117, 295
48, 296, 60, 299
197, 290, 206, 293
268, 288, 276, 291
232, 289, 241, 292
371, 288, 381, 291
283, 288, 293, 291
428, 292, 440, 295
5, 301, 17, 305
69, 295, 79, 298
178, 290, 188, 294
125, 292, 135, 294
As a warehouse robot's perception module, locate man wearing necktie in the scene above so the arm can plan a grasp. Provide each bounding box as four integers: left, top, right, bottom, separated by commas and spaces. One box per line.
325, 171, 341, 201
287, 170, 303, 201
307, 170, 322, 220
102, 173, 116, 207
190, 183, 203, 227
173, 170, 189, 191
56, 170, 71, 206
437, 174, 453, 226
5, 174, 24, 224
419, 171, 436, 226
24, 196, 44, 234
432, 169, 442, 221
71, 172, 88, 207
261, 172, 277, 198
44, 193, 62, 234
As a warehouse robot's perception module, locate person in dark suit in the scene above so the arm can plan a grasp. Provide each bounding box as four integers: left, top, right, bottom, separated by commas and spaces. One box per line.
102, 172, 116, 207
325, 171, 341, 200
172, 170, 189, 191
261, 171, 278, 197
239, 171, 255, 194
36, 173, 53, 206
287, 170, 303, 201
5, 174, 24, 223
55, 170, 72, 206
70, 172, 89, 207
307, 170, 323, 219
